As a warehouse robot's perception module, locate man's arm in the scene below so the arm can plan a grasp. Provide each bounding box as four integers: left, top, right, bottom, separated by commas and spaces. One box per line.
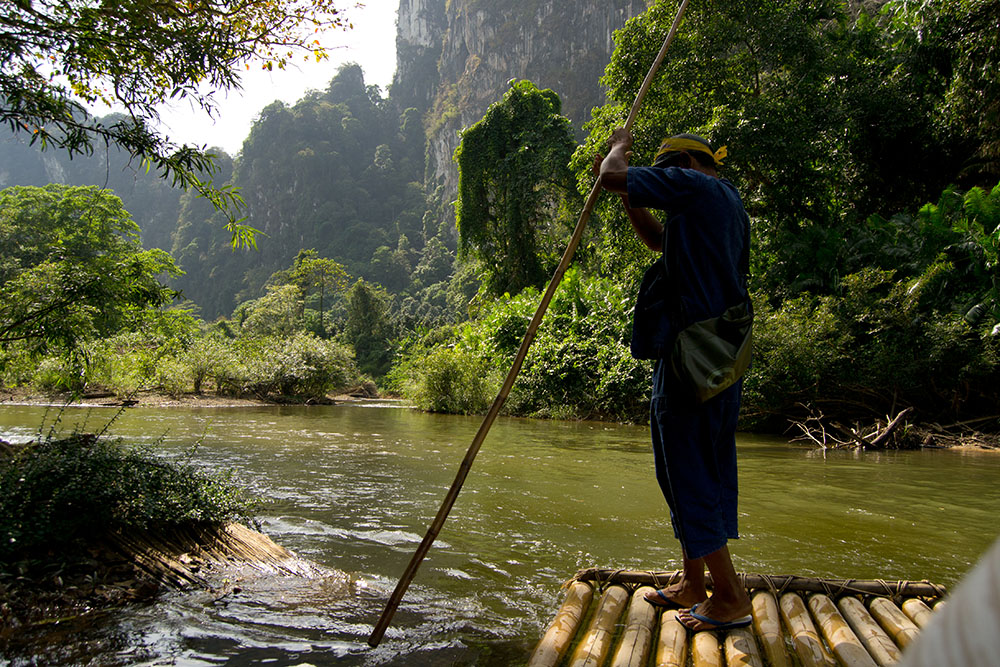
598, 128, 632, 194
620, 194, 663, 252
597, 128, 663, 252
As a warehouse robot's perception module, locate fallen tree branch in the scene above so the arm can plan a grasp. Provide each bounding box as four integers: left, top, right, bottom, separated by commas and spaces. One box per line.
869, 407, 914, 449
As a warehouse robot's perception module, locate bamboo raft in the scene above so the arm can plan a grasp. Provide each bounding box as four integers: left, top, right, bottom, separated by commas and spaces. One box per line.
529, 568, 947, 667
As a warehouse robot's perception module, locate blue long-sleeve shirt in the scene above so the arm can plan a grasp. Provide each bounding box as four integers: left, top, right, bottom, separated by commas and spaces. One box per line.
627, 166, 750, 397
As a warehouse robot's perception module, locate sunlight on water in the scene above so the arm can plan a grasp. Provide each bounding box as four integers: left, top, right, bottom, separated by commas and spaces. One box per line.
1, 403, 998, 665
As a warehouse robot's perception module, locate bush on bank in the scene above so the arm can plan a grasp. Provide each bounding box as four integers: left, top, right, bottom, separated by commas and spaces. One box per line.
0, 433, 258, 561
391, 267, 651, 422
3, 328, 360, 402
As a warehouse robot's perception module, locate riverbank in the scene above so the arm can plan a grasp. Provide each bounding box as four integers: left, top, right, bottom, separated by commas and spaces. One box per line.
1, 386, 995, 450
0, 385, 404, 410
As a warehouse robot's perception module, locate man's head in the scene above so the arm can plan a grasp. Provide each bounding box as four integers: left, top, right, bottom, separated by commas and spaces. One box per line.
653, 133, 727, 174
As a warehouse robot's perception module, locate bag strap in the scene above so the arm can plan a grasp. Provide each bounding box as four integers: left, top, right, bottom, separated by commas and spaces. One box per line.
739, 212, 750, 291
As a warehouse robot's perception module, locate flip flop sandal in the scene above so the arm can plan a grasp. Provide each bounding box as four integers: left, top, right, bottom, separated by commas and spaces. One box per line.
683, 603, 753, 631
644, 588, 683, 609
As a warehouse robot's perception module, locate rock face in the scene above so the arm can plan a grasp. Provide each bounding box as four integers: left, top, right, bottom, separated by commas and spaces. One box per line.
393, 0, 647, 194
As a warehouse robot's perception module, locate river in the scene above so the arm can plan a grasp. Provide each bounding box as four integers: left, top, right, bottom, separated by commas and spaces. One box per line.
1, 403, 998, 665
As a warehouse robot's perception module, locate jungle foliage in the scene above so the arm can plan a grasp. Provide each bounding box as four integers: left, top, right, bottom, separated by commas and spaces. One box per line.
166, 65, 435, 319
1, 0, 998, 431
0, 185, 180, 359
390, 267, 650, 421
0, 217, 361, 401
396, 0, 1000, 427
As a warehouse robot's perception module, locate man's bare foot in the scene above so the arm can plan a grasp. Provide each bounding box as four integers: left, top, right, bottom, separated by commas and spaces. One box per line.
643, 580, 707, 609
677, 597, 753, 631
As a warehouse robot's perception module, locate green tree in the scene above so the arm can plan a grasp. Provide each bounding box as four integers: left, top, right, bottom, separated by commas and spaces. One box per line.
0, 184, 180, 359
890, 0, 1000, 185
343, 279, 395, 378
455, 80, 578, 297
270, 249, 350, 337
1, 0, 351, 245
578, 0, 978, 298
367, 236, 414, 293
232, 284, 303, 339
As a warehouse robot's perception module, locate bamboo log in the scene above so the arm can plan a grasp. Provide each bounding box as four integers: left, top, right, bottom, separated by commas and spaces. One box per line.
692, 630, 723, 667
655, 610, 688, 667
572, 569, 947, 599
779, 593, 836, 667
751, 590, 790, 667
610, 586, 658, 667
808, 594, 878, 667
900, 598, 935, 629
568, 585, 631, 667
724, 626, 765, 667
891, 537, 1000, 667
868, 597, 921, 649
837, 597, 902, 666
528, 582, 594, 667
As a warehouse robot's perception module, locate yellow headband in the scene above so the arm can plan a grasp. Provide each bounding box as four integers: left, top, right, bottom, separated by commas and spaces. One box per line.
655, 138, 728, 166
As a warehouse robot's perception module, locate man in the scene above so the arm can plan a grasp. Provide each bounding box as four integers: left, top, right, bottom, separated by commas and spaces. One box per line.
597, 128, 752, 631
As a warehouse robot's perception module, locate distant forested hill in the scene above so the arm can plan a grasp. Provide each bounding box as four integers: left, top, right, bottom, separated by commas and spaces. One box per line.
168, 65, 429, 317
0, 0, 646, 319
0, 116, 188, 254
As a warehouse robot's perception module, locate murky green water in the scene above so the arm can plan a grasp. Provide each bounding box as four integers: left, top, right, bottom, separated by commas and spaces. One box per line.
1, 403, 998, 665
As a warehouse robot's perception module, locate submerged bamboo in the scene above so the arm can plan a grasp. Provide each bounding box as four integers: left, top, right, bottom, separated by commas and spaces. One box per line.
751, 590, 790, 667
568, 585, 631, 667
527, 581, 595, 667
655, 609, 688, 667
610, 586, 658, 667
779, 592, 836, 667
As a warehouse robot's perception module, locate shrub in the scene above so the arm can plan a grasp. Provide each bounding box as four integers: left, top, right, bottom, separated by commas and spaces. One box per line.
400, 344, 492, 414
183, 335, 236, 394
392, 268, 650, 421
155, 357, 190, 397
743, 292, 851, 424
232, 332, 358, 400
0, 433, 258, 560
30, 356, 85, 393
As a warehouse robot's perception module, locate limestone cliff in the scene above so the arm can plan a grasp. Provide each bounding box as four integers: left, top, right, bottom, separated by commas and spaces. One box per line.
393, 0, 648, 194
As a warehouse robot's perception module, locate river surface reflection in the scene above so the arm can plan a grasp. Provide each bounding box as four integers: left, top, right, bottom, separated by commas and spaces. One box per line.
1, 403, 998, 665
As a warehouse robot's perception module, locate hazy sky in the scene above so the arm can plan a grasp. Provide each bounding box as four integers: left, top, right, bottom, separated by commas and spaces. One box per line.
154, 2, 399, 156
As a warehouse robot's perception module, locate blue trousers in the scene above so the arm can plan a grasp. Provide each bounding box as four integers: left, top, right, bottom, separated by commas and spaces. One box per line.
649, 376, 741, 560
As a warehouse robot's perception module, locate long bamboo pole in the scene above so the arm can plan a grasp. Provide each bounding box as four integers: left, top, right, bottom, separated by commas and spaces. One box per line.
366, 0, 692, 647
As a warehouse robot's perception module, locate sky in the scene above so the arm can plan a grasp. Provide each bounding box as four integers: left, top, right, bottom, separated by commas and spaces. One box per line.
153, 2, 399, 156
